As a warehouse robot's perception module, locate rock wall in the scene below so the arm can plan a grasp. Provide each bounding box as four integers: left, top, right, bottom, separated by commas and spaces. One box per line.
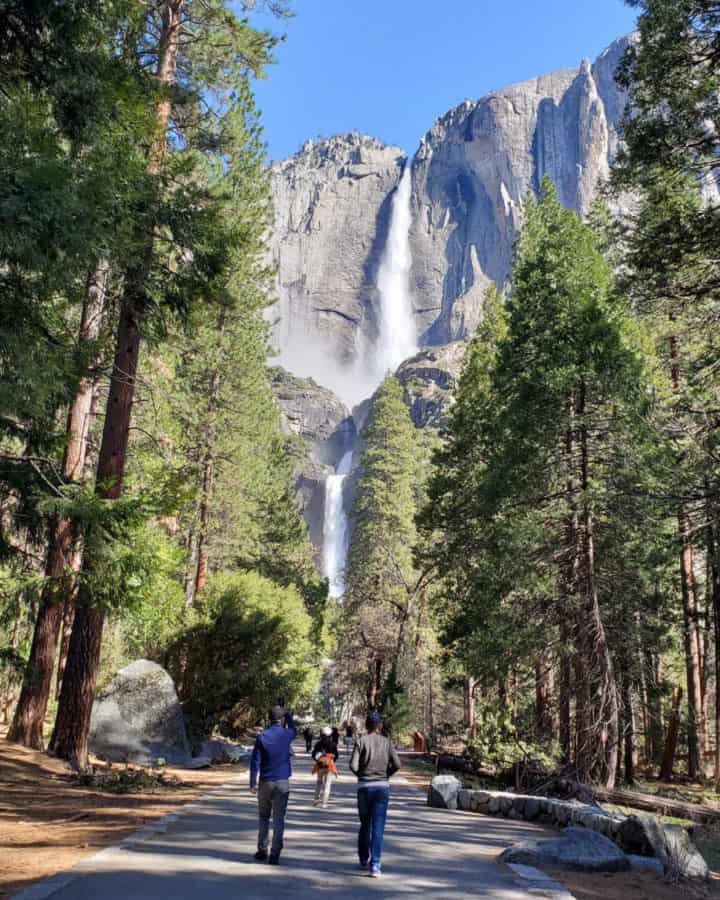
271, 368, 355, 553
270, 37, 632, 376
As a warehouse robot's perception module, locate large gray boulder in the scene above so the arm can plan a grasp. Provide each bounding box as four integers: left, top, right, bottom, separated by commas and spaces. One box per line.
620, 815, 708, 880
500, 827, 631, 873
428, 774, 462, 810
89, 660, 191, 766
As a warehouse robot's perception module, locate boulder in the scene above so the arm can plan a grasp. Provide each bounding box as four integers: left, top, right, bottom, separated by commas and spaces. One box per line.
89, 660, 191, 766
500, 827, 631, 873
627, 855, 664, 875
196, 739, 249, 765
428, 775, 462, 810
634, 816, 708, 880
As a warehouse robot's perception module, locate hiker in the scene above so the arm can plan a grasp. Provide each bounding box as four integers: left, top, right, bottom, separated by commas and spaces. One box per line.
349, 711, 401, 878
343, 721, 355, 753
249, 704, 297, 865
302, 724, 313, 753
331, 725, 340, 746
311, 726, 339, 808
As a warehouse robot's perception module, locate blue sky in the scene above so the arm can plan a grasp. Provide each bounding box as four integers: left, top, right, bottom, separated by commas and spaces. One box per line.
251, 0, 639, 161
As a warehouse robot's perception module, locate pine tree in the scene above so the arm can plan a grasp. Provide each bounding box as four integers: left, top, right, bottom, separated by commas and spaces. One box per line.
613, 5, 720, 778
343, 376, 425, 710
424, 181, 652, 786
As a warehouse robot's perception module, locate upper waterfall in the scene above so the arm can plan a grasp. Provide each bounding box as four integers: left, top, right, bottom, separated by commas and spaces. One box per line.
373, 159, 417, 379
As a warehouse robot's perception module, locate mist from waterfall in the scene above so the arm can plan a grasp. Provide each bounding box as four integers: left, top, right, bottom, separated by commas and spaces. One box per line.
374, 159, 417, 379
322, 450, 353, 598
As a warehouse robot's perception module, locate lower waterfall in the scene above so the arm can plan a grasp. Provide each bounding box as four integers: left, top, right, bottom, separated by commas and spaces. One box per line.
322, 450, 353, 598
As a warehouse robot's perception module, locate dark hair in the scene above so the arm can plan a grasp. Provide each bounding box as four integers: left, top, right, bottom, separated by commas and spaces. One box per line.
366, 711, 383, 731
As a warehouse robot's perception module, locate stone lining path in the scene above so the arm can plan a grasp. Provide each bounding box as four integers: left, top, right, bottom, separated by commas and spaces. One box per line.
16, 746, 572, 899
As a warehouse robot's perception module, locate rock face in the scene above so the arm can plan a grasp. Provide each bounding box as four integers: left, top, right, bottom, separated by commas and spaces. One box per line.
396, 342, 467, 428
270, 132, 406, 403
270, 38, 632, 368
89, 660, 191, 766
272, 368, 356, 553
272, 368, 354, 468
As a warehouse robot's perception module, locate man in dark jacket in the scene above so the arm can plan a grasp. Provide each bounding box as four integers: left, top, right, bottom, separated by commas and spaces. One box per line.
250, 705, 297, 864
302, 725, 313, 753
349, 711, 401, 878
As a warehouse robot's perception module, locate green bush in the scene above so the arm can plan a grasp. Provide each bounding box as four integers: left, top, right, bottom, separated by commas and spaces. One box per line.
165, 570, 320, 735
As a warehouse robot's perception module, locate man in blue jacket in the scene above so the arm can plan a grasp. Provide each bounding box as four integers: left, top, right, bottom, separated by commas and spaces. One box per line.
250, 704, 297, 864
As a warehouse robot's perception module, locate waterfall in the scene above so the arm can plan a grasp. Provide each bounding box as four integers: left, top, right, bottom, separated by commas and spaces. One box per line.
322, 450, 353, 598
374, 159, 417, 378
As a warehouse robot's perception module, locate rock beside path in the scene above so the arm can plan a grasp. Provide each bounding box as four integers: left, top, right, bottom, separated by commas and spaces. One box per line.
620, 815, 709, 880
500, 826, 631, 873
428, 774, 462, 810
196, 739, 250, 765
89, 660, 191, 767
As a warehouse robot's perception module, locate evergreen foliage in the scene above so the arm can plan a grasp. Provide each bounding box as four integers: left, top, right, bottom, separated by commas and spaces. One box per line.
165, 571, 318, 733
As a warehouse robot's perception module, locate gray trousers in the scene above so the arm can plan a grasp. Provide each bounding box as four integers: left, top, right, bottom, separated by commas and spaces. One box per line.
257, 779, 290, 854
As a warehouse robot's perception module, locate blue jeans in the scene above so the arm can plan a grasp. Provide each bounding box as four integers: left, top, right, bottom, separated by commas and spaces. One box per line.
357, 786, 390, 868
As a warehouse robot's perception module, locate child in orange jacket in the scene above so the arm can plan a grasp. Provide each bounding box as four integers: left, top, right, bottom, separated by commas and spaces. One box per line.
312, 726, 339, 807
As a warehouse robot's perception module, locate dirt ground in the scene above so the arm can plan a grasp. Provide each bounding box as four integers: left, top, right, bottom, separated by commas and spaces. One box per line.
0, 738, 242, 898
543, 866, 720, 899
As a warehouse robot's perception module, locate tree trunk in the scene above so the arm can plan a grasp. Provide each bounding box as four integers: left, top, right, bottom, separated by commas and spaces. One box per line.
1, 596, 24, 724
576, 382, 619, 787
463, 675, 477, 733
194, 369, 220, 598
706, 494, 720, 790
50, 306, 141, 765
55, 596, 76, 700
535, 658, 553, 739
621, 677, 636, 785
49, 2, 182, 769
8, 261, 108, 749
367, 658, 382, 711
559, 624, 572, 764
194, 450, 214, 596
669, 325, 706, 777
644, 649, 665, 766
183, 525, 199, 608
659, 686, 683, 782
680, 508, 705, 779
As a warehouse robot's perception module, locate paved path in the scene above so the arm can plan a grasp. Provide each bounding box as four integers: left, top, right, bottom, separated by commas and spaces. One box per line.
18, 747, 571, 899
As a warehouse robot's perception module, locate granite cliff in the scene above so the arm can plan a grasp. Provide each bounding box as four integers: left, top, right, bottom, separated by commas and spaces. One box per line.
270, 37, 631, 390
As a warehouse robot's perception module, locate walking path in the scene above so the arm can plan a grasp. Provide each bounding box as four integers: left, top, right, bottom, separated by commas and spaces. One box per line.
16, 746, 572, 899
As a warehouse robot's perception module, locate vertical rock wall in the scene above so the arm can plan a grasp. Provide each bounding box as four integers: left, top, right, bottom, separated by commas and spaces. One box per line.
270, 37, 631, 368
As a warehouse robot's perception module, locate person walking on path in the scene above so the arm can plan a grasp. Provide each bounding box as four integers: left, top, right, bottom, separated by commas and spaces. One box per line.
343, 721, 355, 753
331, 725, 340, 746
349, 711, 401, 878
249, 705, 297, 865
302, 724, 313, 753
311, 726, 339, 808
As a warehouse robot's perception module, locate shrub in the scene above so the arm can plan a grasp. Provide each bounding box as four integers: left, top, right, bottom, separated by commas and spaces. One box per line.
165, 571, 319, 735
